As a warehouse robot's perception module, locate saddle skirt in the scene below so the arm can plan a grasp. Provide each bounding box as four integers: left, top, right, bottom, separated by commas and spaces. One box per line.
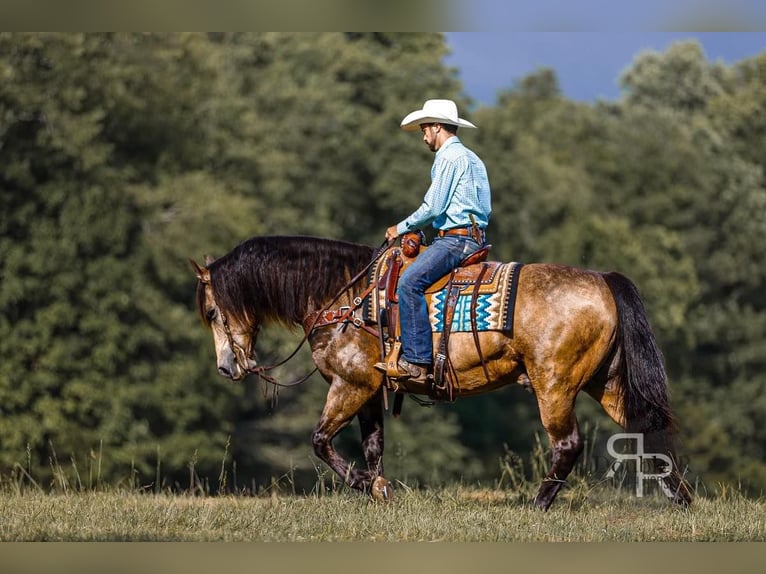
363, 244, 523, 334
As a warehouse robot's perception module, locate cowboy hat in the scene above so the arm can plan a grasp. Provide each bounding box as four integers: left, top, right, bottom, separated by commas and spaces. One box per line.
400, 99, 477, 131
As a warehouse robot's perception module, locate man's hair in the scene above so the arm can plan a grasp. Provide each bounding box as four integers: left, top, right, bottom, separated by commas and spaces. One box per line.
441, 123, 458, 134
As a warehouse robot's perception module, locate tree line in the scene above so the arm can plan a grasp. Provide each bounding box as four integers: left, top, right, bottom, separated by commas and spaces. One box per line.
1, 33, 764, 494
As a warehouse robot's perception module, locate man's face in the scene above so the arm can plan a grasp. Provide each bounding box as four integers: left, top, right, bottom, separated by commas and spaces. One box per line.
420, 123, 439, 152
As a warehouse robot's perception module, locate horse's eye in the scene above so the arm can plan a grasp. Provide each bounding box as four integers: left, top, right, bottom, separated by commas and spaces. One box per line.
206, 308, 217, 323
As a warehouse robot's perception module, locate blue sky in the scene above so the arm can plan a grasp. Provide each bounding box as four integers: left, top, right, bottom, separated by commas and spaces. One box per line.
454, 0, 766, 31
443, 33, 766, 105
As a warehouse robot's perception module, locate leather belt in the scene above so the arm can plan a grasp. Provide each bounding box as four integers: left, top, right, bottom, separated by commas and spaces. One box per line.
438, 226, 486, 242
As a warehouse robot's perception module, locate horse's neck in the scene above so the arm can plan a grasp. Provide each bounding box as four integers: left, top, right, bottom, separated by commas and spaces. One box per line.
281, 262, 369, 326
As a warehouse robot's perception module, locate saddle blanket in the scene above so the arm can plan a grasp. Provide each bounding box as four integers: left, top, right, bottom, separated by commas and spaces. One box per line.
428, 262, 523, 332
364, 255, 523, 334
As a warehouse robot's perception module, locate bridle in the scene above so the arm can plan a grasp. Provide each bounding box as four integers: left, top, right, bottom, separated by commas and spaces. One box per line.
218, 304, 261, 376
205, 238, 393, 388
206, 283, 296, 387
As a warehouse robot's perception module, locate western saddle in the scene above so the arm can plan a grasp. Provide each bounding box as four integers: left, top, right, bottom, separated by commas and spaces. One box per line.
373, 228, 492, 404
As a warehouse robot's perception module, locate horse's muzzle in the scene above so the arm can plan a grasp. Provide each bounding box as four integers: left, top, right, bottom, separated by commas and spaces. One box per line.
217, 364, 239, 380
217, 354, 246, 381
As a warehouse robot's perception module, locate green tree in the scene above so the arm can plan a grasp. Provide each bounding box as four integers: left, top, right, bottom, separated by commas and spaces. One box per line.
457, 58, 706, 484
607, 40, 766, 492
207, 32, 478, 490
0, 32, 474, 492
0, 33, 241, 487
2, 33, 764, 496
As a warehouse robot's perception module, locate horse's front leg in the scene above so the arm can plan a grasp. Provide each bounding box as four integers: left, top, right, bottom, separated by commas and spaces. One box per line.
357, 388, 385, 477
357, 387, 395, 501
311, 376, 382, 495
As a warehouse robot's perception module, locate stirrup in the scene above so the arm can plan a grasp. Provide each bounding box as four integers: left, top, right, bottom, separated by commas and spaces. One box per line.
378, 341, 402, 378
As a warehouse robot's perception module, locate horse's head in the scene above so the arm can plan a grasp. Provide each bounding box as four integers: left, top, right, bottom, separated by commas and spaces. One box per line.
191, 258, 260, 381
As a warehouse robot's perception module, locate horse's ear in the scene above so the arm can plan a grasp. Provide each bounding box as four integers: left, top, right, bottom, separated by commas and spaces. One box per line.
189, 258, 210, 284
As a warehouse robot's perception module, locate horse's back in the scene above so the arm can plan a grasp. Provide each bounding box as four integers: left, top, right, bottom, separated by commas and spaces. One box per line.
515, 262, 617, 312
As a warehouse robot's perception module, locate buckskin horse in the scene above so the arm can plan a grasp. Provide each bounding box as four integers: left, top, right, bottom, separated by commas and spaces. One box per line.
192, 235, 692, 510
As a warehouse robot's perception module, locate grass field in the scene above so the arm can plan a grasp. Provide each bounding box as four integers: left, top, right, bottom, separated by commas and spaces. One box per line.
2, 435, 763, 543
1, 483, 763, 542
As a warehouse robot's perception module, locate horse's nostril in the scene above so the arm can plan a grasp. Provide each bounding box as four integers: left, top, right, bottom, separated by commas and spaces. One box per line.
218, 365, 232, 378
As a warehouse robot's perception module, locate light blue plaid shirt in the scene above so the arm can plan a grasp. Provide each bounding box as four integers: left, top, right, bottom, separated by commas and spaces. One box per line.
396, 136, 491, 235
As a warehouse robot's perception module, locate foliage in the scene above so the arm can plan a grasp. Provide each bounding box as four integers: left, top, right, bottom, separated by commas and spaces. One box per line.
1, 33, 764, 495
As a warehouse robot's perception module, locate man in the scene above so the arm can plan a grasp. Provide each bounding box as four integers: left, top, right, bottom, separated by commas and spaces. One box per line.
375, 99, 491, 385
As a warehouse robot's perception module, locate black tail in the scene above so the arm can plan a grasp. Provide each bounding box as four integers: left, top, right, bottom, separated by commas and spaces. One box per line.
602, 271, 692, 505
601, 271, 674, 434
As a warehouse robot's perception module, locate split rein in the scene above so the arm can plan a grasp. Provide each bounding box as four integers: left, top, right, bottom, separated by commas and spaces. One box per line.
229, 239, 393, 389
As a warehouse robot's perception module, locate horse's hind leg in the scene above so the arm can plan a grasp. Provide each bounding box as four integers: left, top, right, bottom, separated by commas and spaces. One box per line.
532, 393, 584, 510
584, 376, 626, 428
586, 368, 693, 505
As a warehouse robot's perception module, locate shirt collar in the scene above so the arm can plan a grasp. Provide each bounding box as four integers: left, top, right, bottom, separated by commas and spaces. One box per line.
436, 135, 461, 157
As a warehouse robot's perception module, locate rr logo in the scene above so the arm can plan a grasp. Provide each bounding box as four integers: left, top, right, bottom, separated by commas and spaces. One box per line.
606, 433, 674, 497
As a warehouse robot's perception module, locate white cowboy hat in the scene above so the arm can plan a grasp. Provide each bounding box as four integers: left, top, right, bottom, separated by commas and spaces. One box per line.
400, 99, 477, 131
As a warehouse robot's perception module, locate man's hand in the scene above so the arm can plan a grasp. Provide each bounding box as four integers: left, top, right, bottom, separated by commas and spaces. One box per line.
385, 225, 399, 242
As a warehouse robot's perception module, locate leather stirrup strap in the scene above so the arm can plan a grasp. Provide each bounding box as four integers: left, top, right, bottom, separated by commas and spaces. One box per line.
385, 251, 402, 305
470, 263, 492, 384
383, 251, 402, 341
379, 250, 403, 380
433, 271, 460, 399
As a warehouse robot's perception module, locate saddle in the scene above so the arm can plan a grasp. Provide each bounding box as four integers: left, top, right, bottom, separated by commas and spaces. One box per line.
364, 233, 522, 404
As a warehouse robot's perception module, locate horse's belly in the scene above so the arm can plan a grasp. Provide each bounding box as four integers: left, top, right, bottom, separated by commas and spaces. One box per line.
437, 331, 523, 394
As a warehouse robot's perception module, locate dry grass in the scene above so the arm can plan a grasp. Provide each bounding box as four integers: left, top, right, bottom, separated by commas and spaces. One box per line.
0, 483, 763, 542
1, 433, 763, 542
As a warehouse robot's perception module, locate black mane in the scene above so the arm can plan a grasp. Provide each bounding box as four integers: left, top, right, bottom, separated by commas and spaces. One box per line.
198, 235, 375, 328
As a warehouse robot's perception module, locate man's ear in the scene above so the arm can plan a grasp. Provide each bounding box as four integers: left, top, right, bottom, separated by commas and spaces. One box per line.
189, 259, 210, 284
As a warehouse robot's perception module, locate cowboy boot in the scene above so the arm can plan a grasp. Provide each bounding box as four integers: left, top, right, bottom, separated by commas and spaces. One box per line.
374, 358, 431, 384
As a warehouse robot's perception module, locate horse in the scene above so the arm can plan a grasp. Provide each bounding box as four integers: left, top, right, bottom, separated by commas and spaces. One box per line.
192, 234, 693, 510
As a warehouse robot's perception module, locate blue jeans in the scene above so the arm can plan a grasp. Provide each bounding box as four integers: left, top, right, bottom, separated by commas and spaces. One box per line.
398, 235, 482, 365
